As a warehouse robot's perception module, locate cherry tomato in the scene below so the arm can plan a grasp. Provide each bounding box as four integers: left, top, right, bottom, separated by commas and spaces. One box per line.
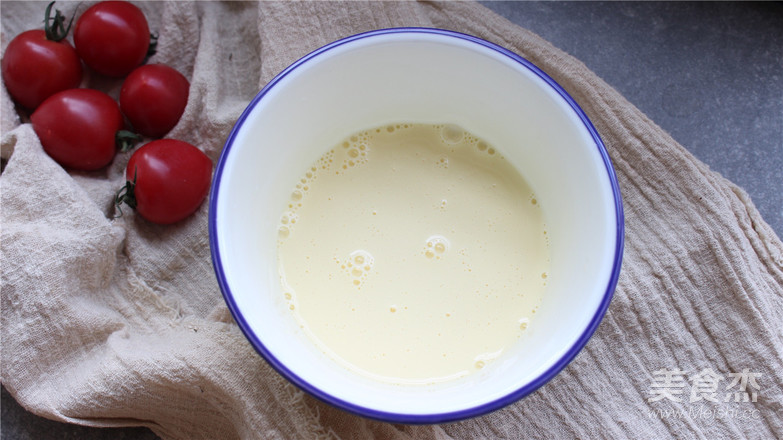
120, 64, 189, 138
117, 139, 212, 224
31, 88, 124, 170
1, 2, 82, 110
73, 1, 150, 77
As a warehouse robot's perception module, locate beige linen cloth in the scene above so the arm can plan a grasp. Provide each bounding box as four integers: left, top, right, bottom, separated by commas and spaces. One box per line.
2, 1, 782, 439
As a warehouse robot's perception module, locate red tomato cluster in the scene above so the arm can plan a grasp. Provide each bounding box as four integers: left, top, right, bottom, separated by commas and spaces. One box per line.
117, 140, 213, 225
1, 2, 81, 110
73, 0, 151, 78
30, 88, 124, 170
1, 1, 211, 225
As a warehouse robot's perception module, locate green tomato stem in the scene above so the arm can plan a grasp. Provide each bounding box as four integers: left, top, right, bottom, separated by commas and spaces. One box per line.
147, 32, 159, 59
115, 168, 138, 218
44, 1, 74, 42
116, 130, 143, 152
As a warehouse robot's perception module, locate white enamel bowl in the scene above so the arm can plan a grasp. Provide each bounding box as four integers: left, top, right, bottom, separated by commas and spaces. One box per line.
210, 28, 624, 423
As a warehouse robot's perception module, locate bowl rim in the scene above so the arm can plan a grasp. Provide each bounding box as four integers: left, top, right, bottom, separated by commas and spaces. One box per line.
209, 27, 625, 424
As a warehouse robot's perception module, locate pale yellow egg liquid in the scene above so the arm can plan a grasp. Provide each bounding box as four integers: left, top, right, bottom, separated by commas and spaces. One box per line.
277, 123, 549, 384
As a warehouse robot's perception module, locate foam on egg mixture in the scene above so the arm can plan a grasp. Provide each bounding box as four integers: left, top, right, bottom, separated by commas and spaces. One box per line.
277, 123, 549, 385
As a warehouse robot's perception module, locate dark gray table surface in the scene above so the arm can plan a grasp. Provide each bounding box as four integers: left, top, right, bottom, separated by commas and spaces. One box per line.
2, 2, 781, 439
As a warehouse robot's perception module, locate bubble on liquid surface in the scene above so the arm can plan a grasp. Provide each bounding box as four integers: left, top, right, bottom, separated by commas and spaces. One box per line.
338, 250, 374, 288
335, 134, 371, 172
423, 235, 449, 259
278, 210, 299, 235
473, 350, 503, 370
440, 124, 464, 144
351, 250, 372, 266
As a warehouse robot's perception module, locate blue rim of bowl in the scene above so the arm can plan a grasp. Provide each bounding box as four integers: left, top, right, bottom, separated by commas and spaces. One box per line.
209, 27, 625, 424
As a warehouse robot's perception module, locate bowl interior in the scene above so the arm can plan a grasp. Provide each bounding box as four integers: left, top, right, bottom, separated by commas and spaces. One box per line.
211, 29, 622, 422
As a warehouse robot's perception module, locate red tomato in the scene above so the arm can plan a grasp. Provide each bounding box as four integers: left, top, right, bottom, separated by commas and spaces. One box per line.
118, 139, 212, 224
120, 64, 189, 138
1, 28, 82, 109
31, 89, 124, 170
73, 1, 150, 77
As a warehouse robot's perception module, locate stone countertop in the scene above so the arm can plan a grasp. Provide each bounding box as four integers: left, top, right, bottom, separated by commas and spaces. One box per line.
2, 2, 781, 439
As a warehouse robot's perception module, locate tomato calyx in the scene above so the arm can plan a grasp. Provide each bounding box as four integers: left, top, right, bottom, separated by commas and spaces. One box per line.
146, 32, 159, 61
43, 1, 74, 42
116, 130, 143, 152
115, 167, 138, 217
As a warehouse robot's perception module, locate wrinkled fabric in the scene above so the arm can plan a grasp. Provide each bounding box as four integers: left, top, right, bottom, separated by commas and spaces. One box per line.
1, 2, 781, 439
